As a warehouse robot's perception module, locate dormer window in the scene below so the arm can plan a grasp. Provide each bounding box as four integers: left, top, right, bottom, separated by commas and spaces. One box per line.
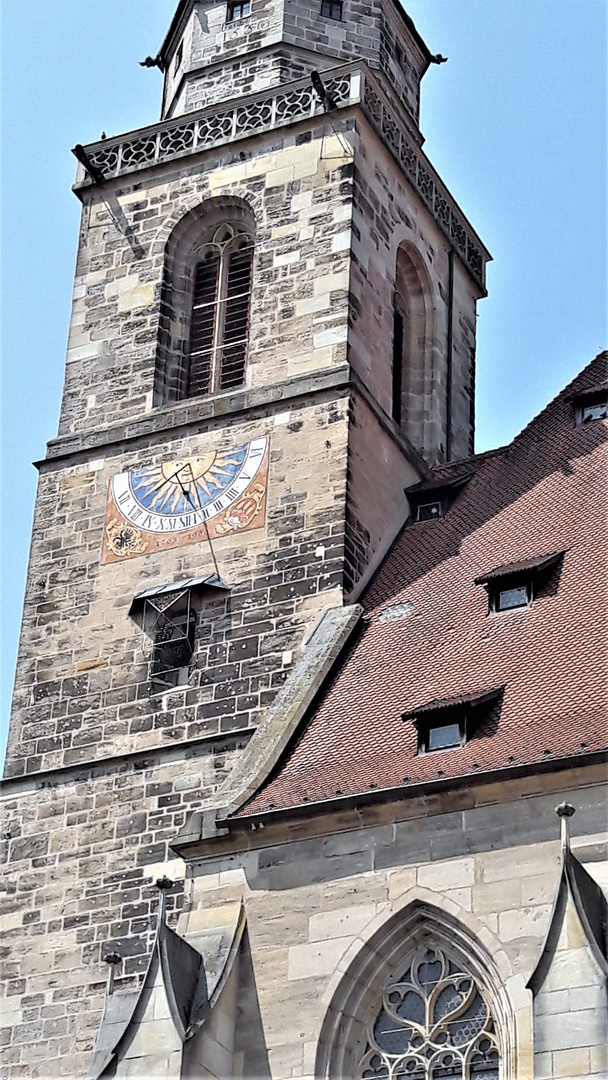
475, 551, 564, 614
569, 386, 608, 426
321, 1, 343, 20
404, 688, 504, 755
406, 472, 472, 525
227, 1, 251, 23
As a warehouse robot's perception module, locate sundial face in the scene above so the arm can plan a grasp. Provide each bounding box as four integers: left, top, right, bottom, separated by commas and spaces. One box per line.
102, 437, 268, 563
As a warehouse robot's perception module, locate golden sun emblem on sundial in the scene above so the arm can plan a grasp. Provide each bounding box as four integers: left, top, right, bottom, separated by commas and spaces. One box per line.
129, 448, 249, 516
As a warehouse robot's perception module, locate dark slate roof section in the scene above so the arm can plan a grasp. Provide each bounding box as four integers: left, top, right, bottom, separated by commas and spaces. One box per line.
527, 849, 608, 995
159, 922, 207, 1041
567, 850, 608, 973
132, 574, 230, 602
232, 352, 608, 820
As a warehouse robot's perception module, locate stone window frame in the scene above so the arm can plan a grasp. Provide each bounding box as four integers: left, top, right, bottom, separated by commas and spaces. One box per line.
226, 0, 251, 24
315, 902, 515, 1080
154, 197, 257, 406
320, 0, 344, 21
359, 941, 500, 1078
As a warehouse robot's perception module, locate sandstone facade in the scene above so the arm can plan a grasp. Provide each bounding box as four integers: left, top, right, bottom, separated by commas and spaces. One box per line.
3, 3, 604, 1079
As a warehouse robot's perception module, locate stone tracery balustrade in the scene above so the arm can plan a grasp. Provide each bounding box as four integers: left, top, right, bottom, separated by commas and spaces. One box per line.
76, 65, 487, 289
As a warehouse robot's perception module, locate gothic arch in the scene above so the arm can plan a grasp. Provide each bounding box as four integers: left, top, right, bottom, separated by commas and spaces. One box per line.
315, 899, 516, 1080
153, 195, 257, 405
392, 242, 436, 458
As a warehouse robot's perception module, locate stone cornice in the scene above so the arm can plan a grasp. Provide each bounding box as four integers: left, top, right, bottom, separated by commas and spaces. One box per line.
0, 728, 254, 796
38, 366, 351, 469
37, 365, 427, 474
74, 62, 490, 290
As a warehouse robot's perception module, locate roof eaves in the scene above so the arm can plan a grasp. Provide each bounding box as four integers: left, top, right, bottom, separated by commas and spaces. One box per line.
228, 748, 607, 826
159, 0, 194, 66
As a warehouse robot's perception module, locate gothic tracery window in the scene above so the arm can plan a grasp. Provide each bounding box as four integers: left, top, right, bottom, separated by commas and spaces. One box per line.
358, 944, 500, 1080
187, 223, 254, 398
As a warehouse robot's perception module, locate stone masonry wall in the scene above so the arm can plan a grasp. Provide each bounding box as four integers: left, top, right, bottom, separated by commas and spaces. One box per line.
344, 391, 419, 594
349, 114, 481, 463
2, 758, 604, 1078
6, 392, 349, 777
181, 766, 607, 1079
162, 0, 427, 123
57, 123, 354, 439
0, 745, 248, 1080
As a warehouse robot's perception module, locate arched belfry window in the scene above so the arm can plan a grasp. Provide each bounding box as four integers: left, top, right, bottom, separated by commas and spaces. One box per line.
188, 222, 253, 397
359, 944, 499, 1079
154, 199, 256, 406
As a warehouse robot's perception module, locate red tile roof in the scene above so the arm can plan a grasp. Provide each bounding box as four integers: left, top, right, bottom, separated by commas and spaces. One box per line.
234, 353, 608, 819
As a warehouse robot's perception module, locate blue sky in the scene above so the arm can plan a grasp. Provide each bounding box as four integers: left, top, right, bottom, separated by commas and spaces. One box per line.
1, 0, 606, 756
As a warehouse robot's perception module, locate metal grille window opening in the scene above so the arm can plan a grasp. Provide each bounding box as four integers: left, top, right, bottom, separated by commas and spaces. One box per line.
187, 223, 253, 399
227, 0, 251, 22
143, 589, 196, 693
321, 0, 343, 20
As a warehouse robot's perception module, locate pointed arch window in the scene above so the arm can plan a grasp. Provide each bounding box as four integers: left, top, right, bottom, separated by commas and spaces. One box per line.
187, 223, 253, 398
358, 944, 500, 1080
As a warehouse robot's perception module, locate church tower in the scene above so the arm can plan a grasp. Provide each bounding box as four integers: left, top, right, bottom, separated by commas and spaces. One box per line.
6, 0, 488, 776
2, 4, 495, 1078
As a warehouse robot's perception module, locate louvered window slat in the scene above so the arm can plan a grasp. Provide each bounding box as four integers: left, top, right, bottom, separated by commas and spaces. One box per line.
185, 239, 253, 399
